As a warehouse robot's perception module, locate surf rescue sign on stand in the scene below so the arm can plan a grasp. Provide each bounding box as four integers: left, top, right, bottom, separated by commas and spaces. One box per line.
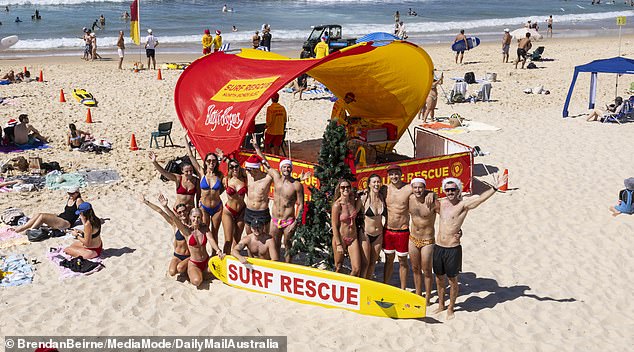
226, 257, 360, 310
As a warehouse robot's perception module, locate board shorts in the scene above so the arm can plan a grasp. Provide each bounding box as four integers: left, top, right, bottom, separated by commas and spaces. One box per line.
264, 133, 283, 148
203, 47, 211, 55
383, 228, 409, 257
433, 244, 462, 278
244, 208, 271, 226
517, 48, 527, 59
456, 50, 464, 55
146, 49, 155, 58
117, 48, 124, 58
502, 44, 510, 54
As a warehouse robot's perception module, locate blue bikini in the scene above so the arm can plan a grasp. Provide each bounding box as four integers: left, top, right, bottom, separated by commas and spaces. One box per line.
200, 175, 223, 216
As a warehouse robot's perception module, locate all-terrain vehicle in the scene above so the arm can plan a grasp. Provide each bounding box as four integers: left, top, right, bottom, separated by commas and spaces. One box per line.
301, 25, 357, 58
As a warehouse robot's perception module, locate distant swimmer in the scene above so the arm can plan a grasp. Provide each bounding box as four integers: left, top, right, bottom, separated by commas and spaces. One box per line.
31, 9, 41, 20
99, 14, 106, 26
222, 4, 228, 12
408, 7, 418, 16
5, 6, 8, 12
15, 17, 21, 23
122, 11, 130, 20
232, 25, 238, 32
91, 19, 102, 31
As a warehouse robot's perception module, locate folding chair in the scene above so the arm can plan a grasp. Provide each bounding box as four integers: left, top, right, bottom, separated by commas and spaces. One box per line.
219, 42, 230, 52
529, 46, 544, 61
150, 122, 174, 148
602, 102, 628, 124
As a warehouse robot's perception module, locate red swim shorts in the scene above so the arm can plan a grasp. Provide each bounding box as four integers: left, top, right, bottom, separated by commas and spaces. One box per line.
264, 133, 283, 147
383, 228, 409, 257
203, 47, 211, 55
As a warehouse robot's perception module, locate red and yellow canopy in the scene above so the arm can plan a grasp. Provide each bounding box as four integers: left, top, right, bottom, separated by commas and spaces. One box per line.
174, 41, 434, 157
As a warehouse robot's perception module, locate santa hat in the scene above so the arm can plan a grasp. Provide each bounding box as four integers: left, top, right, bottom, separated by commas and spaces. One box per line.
279, 159, 292, 170
411, 177, 426, 186
244, 155, 262, 169
216, 30, 221, 35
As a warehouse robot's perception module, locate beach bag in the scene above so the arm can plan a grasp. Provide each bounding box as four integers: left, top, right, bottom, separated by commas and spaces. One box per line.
60, 256, 102, 273
464, 72, 476, 84
527, 62, 537, 69
451, 92, 464, 103
1, 207, 25, 225
160, 155, 189, 182
27, 228, 51, 242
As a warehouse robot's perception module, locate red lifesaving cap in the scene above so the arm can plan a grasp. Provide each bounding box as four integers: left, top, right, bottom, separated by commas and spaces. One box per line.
271, 92, 279, 101
204, 29, 210, 34
386, 164, 402, 173
216, 30, 221, 35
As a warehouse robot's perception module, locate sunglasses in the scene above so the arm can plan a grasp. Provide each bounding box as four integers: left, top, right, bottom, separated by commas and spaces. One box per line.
340, 185, 351, 190
444, 188, 458, 192
206, 159, 217, 163
229, 164, 240, 169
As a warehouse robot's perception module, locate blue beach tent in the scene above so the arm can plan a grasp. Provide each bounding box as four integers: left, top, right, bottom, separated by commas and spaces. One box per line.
356, 32, 400, 46
563, 56, 634, 117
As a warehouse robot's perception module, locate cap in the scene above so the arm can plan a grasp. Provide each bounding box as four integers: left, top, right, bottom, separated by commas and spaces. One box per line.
386, 164, 402, 173
504, 28, 509, 32
204, 29, 210, 34
216, 30, 221, 35
75, 202, 92, 215
66, 186, 80, 193
271, 92, 279, 101
147, 29, 153, 34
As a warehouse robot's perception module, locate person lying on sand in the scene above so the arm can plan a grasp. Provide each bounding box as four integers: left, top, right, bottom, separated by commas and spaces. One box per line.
231, 219, 279, 263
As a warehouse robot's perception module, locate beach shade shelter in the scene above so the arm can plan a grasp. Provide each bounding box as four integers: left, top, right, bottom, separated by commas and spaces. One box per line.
562, 56, 634, 117
174, 41, 434, 157
510, 28, 542, 40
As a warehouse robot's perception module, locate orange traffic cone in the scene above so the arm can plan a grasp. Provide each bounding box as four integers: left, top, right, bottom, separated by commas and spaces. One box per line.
38, 70, 43, 82
498, 169, 509, 192
157, 69, 163, 80
85, 108, 93, 123
129, 134, 139, 151
59, 89, 66, 103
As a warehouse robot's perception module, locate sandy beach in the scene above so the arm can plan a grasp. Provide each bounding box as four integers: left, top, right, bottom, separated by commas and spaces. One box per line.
1, 33, 634, 351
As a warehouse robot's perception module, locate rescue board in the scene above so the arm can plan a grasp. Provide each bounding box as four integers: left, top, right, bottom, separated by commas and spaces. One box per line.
72, 88, 97, 106
451, 37, 480, 52
0, 35, 19, 51
209, 255, 426, 319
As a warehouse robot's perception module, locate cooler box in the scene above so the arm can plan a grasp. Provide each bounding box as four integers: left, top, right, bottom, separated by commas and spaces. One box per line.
360, 128, 388, 142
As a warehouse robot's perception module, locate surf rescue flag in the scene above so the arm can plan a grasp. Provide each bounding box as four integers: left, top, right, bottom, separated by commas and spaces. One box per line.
130, 0, 140, 45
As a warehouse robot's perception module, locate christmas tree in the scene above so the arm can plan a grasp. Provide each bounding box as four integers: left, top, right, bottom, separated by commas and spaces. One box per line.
290, 120, 355, 266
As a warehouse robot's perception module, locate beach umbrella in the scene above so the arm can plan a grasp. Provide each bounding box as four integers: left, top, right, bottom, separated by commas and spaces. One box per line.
510, 28, 542, 40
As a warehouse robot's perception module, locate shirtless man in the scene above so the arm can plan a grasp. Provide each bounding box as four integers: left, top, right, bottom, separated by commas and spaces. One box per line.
408, 178, 436, 303
515, 32, 532, 69
502, 28, 512, 63
243, 143, 274, 235
232, 219, 279, 263
453, 29, 468, 64
252, 137, 307, 262
384, 165, 433, 290
13, 114, 48, 145
433, 175, 507, 320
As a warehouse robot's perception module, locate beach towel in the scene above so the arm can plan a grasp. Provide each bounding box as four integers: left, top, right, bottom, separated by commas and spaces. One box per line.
0, 141, 49, 154
0, 254, 34, 287
45, 171, 86, 191
0, 226, 29, 249
6, 175, 46, 190
77, 169, 121, 185
47, 247, 104, 280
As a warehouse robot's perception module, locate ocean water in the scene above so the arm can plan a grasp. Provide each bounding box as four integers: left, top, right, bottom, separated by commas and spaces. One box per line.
0, 0, 633, 54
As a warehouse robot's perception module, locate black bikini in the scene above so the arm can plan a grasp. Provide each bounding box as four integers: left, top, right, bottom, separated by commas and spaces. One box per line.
364, 198, 386, 244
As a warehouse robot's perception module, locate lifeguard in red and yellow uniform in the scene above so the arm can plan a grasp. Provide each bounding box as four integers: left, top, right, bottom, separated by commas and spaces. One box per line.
331, 92, 356, 126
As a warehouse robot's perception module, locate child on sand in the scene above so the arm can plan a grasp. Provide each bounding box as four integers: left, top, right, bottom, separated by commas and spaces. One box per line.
609, 178, 634, 216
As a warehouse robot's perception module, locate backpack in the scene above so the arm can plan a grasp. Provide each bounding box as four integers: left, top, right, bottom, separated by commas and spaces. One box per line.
160, 155, 190, 182
464, 72, 476, 84
27, 228, 51, 242
60, 256, 103, 273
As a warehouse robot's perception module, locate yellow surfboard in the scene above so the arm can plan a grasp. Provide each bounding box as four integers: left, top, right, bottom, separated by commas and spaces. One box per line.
72, 88, 97, 106
209, 255, 426, 319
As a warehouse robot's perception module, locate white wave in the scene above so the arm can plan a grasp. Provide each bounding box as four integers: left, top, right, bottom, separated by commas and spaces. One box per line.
2, 0, 130, 5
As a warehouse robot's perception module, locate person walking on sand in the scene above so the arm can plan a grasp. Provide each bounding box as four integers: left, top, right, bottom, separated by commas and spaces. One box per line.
263, 93, 287, 155
454, 29, 468, 64
502, 28, 512, 63
408, 178, 437, 303
117, 31, 125, 69
202, 29, 212, 55
433, 175, 507, 320
546, 15, 553, 38
145, 28, 159, 70
252, 141, 307, 262
515, 32, 532, 69
420, 72, 443, 122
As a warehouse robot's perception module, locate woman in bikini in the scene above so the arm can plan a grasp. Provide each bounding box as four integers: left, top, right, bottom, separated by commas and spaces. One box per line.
67, 123, 91, 149
13, 186, 84, 234
331, 179, 363, 276
159, 194, 223, 287
186, 142, 224, 247
139, 194, 190, 277
419, 72, 444, 122
231, 219, 278, 264
149, 151, 199, 213
64, 202, 103, 259
359, 174, 386, 280
221, 157, 248, 255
